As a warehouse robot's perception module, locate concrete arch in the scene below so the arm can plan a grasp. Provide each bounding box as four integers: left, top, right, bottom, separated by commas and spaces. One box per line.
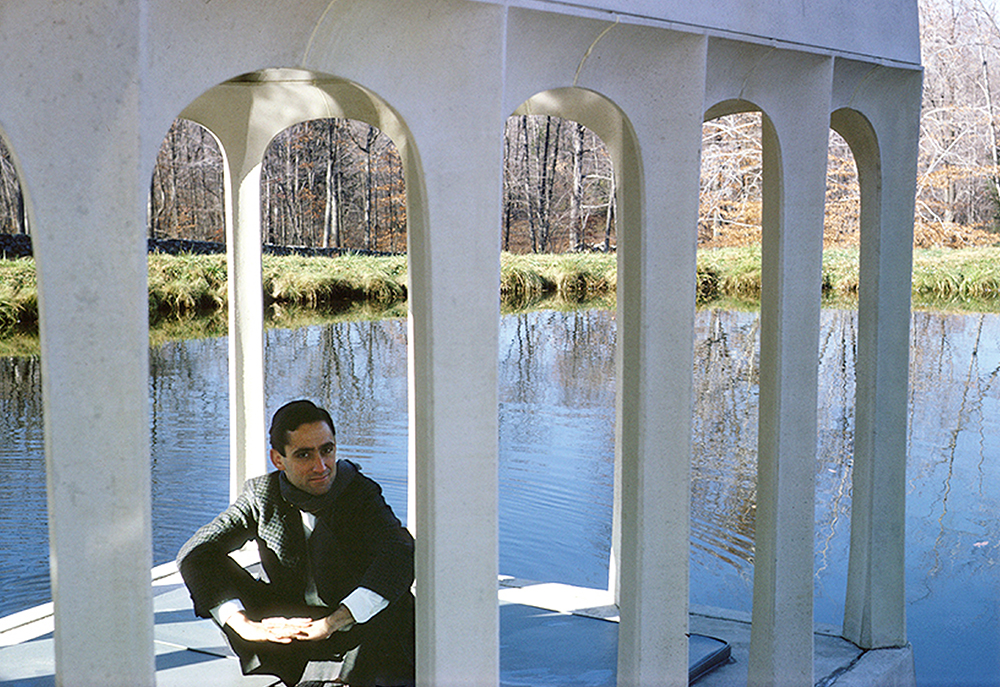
504, 20, 709, 684
174, 67, 422, 502
829, 58, 922, 653
703, 41, 834, 686
509, 82, 641, 593
704, 97, 763, 122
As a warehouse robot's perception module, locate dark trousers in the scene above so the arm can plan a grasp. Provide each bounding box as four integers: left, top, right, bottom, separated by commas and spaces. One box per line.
222, 594, 415, 687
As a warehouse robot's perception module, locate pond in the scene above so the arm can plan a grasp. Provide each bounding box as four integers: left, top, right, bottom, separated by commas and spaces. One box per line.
1, 307, 998, 686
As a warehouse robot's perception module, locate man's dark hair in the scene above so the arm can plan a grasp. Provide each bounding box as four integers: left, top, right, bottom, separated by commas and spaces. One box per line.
269, 400, 336, 454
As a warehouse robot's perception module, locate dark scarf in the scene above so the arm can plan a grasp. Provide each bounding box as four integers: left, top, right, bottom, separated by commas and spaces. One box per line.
278, 459, 356, 514
279, 460, 359, 605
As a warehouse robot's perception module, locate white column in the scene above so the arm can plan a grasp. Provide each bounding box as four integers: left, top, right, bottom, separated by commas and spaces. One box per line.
835, 62, 922, 650
407, 141, 502, 685
608, 36, 707, 687
226, 163, 267, 500
502, 14, 707, 683
12, 2, 156, 684
746, 55, 833, 687
332, 5, 504, 684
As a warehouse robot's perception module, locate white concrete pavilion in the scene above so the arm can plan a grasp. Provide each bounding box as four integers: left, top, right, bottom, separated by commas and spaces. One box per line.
0, 1, 920, 685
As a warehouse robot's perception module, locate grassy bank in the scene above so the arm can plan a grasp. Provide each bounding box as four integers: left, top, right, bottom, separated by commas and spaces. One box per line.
695, 245, 1000, 307
0, 258, 37, 335
3, 246, 1000, 344
147, 252, 409, 316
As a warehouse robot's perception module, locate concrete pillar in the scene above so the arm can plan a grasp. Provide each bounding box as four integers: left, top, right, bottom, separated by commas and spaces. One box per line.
226, 163, 267, 500
504, 13, 707, 685
180, 84, 272, 501
181, 92, 269, 502
406, 133, 502, 686
2, 2, 156, 684
833, 60, 922, 650
298, 3, 506, 683
705, 47, 834, 686
604, 37, 706, 687
397, 42, 504, 687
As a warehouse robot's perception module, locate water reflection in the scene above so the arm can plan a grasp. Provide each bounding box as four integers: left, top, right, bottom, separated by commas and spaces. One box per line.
690, 310, 759, 581
264, 320, 411, 510
1, 308, 997, 685
0, 356, 46, 617
499, 309, 616, 589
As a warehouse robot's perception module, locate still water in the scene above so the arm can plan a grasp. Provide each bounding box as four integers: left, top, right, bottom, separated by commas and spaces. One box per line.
1, 308, 998, 686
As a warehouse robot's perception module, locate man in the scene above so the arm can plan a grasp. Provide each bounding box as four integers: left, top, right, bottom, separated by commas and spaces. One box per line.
177, 400, 414, 687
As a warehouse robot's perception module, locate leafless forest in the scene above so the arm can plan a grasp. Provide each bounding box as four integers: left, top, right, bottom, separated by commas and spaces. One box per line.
1, 0, 997, 252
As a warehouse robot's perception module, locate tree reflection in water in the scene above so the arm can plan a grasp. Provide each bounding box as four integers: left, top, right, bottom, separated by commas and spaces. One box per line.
0, 307, 997, 685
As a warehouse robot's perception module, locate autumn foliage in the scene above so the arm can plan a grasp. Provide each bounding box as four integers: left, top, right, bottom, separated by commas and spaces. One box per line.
1, 0, 1000, 254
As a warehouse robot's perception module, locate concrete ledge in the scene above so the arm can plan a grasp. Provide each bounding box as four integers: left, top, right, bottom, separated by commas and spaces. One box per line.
2, 574, 916, 687
824, 644, 916, 687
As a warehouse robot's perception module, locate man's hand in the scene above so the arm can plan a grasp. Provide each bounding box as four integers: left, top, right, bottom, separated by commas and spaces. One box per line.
226, 606, 356, 643
225, 611, 298, 643
281, 604, 356, 641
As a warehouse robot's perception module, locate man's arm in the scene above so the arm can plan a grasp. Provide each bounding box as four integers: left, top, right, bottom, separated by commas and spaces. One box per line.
222, 603, 355, 644
345, 474, 415, 606
340, 586, 388, 623
177, 483, 260, 619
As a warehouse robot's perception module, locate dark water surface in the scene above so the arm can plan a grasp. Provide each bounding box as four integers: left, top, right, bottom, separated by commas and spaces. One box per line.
1, 308, 997, 686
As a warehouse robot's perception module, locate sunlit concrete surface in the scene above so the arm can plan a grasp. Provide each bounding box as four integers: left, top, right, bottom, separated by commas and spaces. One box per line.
0, 573, 913, 687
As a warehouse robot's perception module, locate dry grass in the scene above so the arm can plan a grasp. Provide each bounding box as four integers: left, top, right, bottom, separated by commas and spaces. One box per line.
0, 258, 37, 335
5, 240, 1000, 342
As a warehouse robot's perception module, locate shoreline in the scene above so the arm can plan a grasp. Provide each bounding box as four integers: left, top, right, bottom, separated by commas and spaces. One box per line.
2, 246, 1000, 352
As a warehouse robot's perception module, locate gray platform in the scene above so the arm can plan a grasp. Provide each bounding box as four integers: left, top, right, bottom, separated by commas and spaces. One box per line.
0, 580, 278, 687
2, 570, 910, 687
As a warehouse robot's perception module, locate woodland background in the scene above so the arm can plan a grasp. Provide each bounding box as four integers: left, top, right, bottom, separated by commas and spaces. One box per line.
0, 0, 997, 254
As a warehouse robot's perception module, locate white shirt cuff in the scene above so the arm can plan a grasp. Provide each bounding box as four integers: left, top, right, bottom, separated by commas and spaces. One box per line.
341, 587, 389, 624
211, 599, 246, 627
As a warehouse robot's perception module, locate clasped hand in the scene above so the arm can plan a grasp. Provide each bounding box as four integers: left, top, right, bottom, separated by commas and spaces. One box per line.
228, 604, 355, 643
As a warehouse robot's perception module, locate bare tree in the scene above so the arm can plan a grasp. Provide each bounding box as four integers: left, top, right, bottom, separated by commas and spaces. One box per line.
0, 138, 26, 236
501, 115, 616, 254
149, 119, 224, 242
699, 112, 763, 246
915, 0, 1000, 245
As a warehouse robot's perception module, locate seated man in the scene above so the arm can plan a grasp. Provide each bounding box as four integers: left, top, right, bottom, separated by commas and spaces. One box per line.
177, 400, 414, 687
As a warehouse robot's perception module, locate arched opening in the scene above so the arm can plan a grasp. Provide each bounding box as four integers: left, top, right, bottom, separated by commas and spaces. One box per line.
813, 125, 862, 628
501, 114, 615, 254
0, 129, 46, 623
497, 111, 617, 595
693, 108, 763, 620
696, 102, 869, 632
144, 71, 418, 530
144, 69, 419, 512
140, 67, 420, 685
164, 68, 418, 503
499, 87, 640, 604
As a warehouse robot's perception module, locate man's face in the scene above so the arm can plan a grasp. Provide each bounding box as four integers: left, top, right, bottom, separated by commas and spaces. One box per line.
270, 420, 337, 496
